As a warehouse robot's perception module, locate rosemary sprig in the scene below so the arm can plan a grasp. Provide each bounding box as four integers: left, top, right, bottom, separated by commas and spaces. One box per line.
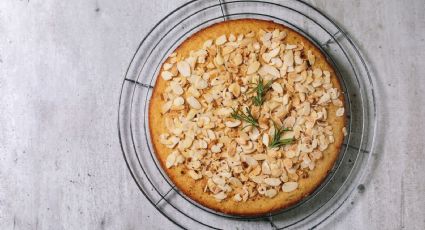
231, 107, 259, 129
251, 77, 273, 106
268, 123, 294, 149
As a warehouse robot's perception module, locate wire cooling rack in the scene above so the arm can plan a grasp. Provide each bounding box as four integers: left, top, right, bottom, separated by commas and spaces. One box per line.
118, 0, 377, 229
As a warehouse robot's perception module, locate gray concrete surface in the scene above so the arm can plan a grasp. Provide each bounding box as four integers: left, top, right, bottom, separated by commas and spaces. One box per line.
0, 0, 424, 229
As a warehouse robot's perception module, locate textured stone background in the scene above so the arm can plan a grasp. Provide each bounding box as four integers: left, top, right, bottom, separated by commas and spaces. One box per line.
0, 0, 424, 229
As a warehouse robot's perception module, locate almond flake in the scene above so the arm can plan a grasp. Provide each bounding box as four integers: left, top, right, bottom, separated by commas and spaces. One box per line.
265, 189, 277, 198
213, 191, 227, 201
177, 61, 191, 77
161, 101, 172, 114
283, 50, 294, 67
282, 182, 298, 192
163, 63, 173, 70
161, 71, 174, 80
264, 178, 281, 187
336, 107, 345, 117
215, 35, 227, 45
188, 170, 202, 180
271, 82, 283, 94
173, 96, 184, 106
247, 61, 261, 74
225, 120, 241, 128
187, 96, 201, 109
260, 65, 280, 78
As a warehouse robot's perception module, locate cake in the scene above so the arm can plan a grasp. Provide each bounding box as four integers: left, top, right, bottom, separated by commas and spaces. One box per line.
148, 19, 346, 216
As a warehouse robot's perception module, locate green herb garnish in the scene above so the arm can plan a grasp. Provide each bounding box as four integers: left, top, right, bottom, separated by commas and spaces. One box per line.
231, 107, 259, 129
251, 77, 273, 106
268, 123, 294, 149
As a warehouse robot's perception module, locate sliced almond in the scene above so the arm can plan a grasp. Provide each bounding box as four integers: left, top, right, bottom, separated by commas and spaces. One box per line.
262, 133, 270, 146
173, 96, 184, 106
282, 182, 298, 192
215, 35, 227, 45
161, 71, 174, 80
229, 83, 241, 97
264, 178, 281, 187
166, 151, 177, 168
225, 120, 241, 128
271, 82, 283, 94
161, 101, 172, 114
265, 189, 277, 198
336, 107, 345, 117
163, 63, 173, 70
194, 78, 208, 89
283, 50, 294, 67
213, 191, 227, 201
247, 61, 261, 74
187, 96, 201, 109
188, 170, 202, 180
177, 60, 191, 77
215, 107, 233, 116
260, 65, 280, 78
170, 81, 183, 95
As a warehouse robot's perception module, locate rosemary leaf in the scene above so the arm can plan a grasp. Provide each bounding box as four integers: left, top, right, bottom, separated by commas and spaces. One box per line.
230, 107, 259, 129
268, 123, 294, 149
251, 77, 273, 106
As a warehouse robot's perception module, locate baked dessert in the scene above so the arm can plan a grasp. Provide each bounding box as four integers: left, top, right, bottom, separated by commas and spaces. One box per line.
149, 19, 346, 216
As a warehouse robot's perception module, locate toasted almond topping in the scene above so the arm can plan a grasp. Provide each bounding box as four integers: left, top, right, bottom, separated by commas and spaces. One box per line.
214, 191, 227, 201
271, 82, 283, 94
283, 50, 294, 67
282, 182, 298, 192
265, 189, 277, 198
203, 39, 213, 49
215, 107, 233, 116
194, 78, 208, 89
173, 96, 184, 106
161, 101, 172, 114
161, 71, 174, 80
158, 28, 344, 202
264, 178, 281, 187
225, 120, 241, 128
229, 83, 241, 97
169, 80, 183, 94
163, 63, 173, 70
262, 133, 270, 147
187, 96, 201, 109
177, 60, 191, 77
247, 61, 261, 74
260, 65, 280, 78
215, 35, 227, 45
336, 107, 345, 117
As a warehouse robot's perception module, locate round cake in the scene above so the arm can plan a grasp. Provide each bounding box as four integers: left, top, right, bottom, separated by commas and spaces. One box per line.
149, 19, 346, 216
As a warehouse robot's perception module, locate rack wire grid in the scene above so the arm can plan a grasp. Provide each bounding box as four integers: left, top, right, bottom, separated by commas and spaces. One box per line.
117, 0, 377, 229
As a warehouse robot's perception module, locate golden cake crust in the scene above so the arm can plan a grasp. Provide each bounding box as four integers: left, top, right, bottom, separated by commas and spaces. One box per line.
148, 19, 345, 216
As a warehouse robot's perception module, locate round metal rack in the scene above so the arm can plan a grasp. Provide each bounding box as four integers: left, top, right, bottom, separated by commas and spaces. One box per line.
118, 0, 377, 229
